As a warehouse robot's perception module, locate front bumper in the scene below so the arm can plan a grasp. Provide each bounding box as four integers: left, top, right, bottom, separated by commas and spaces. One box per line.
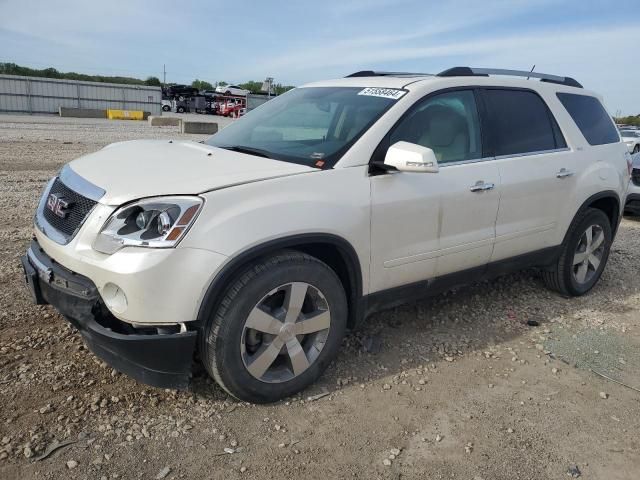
21, 240, 197, 389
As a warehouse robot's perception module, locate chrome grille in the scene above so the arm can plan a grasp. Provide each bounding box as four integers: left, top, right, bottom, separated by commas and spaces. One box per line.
41, 178, 97, 240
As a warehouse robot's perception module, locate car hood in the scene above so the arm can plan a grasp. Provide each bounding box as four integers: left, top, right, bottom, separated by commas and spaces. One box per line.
67, 140, 317, 205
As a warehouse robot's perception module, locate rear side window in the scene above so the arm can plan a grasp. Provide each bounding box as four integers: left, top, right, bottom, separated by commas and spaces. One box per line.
556, 93, 619, 145
483, 89, 562, 156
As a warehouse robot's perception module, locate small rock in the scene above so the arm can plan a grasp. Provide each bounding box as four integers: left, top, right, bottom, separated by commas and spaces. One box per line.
599, 392, 609, 399
383, 383, 391, 390
23, 447, 33, 458
390, 448, 401, 456
552, 367, 559, 374
435, 434, 443, 442
507, 428, 514, 433
444, 356, 454, 362
223, 447, 235, 454
382, 459, 392, 466
465, 443, 473, 454
156, 466, 171, 479
567, 465, 581, 477
66, 460, 78, 469
278, 443, 286, 448
240, 466, 247, 473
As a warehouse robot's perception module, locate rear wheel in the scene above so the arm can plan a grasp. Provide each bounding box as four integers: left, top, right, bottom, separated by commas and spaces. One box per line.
202, 251, 347, 403
542, 208, 612, 296
162, 104, 170, 112
177, 106, 185, 113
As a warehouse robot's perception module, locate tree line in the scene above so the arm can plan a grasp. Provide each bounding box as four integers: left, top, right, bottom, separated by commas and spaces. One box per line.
614, 115, 640, 127
0, 63, 294, 94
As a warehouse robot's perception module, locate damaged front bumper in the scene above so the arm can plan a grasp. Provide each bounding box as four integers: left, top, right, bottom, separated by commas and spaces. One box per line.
21, 239, 197, 389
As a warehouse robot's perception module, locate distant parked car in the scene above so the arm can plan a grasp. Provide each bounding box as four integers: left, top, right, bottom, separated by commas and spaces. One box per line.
620, 130, 640, 154
625, 153, 640, 216
215, 85, 249, 97
166, 85, 200, 101
161, 100, 171, 112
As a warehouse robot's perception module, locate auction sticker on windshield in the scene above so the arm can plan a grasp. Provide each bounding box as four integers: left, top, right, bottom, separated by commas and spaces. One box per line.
358, 87, 406, 100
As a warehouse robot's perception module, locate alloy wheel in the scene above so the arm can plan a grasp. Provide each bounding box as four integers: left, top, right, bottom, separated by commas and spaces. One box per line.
241, 282, 331, 383
572, 224, 605, 285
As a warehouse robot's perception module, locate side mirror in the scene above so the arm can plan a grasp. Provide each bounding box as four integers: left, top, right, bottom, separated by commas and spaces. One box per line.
384, 141, 439, 173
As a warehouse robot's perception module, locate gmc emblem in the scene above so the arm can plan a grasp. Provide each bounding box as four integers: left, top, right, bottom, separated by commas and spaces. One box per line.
46, 193, 72, 218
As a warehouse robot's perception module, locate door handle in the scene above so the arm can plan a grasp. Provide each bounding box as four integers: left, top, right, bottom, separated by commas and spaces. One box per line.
556, 168, 574, 178
469, 181, 495, 192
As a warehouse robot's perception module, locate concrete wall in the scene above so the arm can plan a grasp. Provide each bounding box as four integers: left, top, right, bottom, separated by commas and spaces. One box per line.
0, 74, 162, 115
148, 116, 181, 126
181, 121, 218, 134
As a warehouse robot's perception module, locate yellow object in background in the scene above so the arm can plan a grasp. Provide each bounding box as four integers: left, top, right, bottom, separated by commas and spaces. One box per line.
107, 109, 144, 120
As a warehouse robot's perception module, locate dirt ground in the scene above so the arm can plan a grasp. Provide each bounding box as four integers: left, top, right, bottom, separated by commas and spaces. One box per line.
1, 114, 639, 480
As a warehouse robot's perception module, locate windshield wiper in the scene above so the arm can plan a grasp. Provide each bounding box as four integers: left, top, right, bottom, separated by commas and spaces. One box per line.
218, 145, 275, 159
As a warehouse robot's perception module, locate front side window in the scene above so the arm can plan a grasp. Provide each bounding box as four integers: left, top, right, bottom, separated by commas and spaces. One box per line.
557, 93, 619, 146
207, 87, 400, 168
389, 90, 482, 163
483, 89, 560, 156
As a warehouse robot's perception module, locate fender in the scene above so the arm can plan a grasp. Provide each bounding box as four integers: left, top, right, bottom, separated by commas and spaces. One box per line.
561, 190, 621, 245
195, 233, 364, 332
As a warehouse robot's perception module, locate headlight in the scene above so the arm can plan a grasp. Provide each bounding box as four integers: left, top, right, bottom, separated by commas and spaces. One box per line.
93, 196, 203, 254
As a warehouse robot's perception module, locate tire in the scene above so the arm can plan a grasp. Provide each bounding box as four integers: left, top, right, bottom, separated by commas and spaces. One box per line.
162, 105, 170, 112
542, 208, 612, 296
202, 250, 347, 403
177, 106, 185, 113
633, 144, 640, 154
225, 90, 231, 96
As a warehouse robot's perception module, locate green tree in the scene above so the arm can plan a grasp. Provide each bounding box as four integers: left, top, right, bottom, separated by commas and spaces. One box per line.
192, 79, 214, 91
145, 76, 162, 86
614, 115, 640, 127
216, 81, 228, 87
239, 81, 263, 93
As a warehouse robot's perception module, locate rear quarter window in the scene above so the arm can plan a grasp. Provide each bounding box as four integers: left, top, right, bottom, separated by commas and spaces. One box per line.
556, 93, 619, 146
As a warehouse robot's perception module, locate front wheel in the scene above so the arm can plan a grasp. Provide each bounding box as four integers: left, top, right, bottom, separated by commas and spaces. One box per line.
542, 208, 612, 296
202, 251, 347, 403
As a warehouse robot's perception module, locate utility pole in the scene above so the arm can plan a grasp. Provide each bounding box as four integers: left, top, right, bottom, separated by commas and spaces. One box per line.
163, 64, 166, 87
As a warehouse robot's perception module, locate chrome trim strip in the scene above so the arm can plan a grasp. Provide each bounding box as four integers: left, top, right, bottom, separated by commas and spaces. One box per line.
59, 164, 105, 202
440, 148, 570, 167
492, 147, 570, 161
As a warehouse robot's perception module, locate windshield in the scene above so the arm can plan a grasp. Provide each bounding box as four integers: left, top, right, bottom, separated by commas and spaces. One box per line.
206, 87, 402, 168
621, 130, 640, 138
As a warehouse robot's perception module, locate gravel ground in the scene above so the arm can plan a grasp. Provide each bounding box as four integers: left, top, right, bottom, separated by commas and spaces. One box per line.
1, 114, 639, 480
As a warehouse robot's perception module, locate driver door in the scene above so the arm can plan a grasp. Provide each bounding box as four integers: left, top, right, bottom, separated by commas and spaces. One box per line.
369, 89, 501, 293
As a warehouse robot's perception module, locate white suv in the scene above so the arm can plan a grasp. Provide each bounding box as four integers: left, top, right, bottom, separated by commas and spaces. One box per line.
22, 67, 631, 403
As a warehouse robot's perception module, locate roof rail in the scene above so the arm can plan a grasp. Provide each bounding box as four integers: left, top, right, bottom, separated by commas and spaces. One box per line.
346, 70, 431, 78
437, 67, 583, 88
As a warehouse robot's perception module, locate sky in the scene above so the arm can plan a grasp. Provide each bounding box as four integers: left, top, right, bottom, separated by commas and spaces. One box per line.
0, 0, 638, 114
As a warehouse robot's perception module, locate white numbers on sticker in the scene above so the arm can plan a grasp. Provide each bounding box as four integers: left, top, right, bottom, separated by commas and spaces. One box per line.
357, 88, 406, 100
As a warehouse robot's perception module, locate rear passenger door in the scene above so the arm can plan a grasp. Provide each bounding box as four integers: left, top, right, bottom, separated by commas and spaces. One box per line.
482, 88, 578, 262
